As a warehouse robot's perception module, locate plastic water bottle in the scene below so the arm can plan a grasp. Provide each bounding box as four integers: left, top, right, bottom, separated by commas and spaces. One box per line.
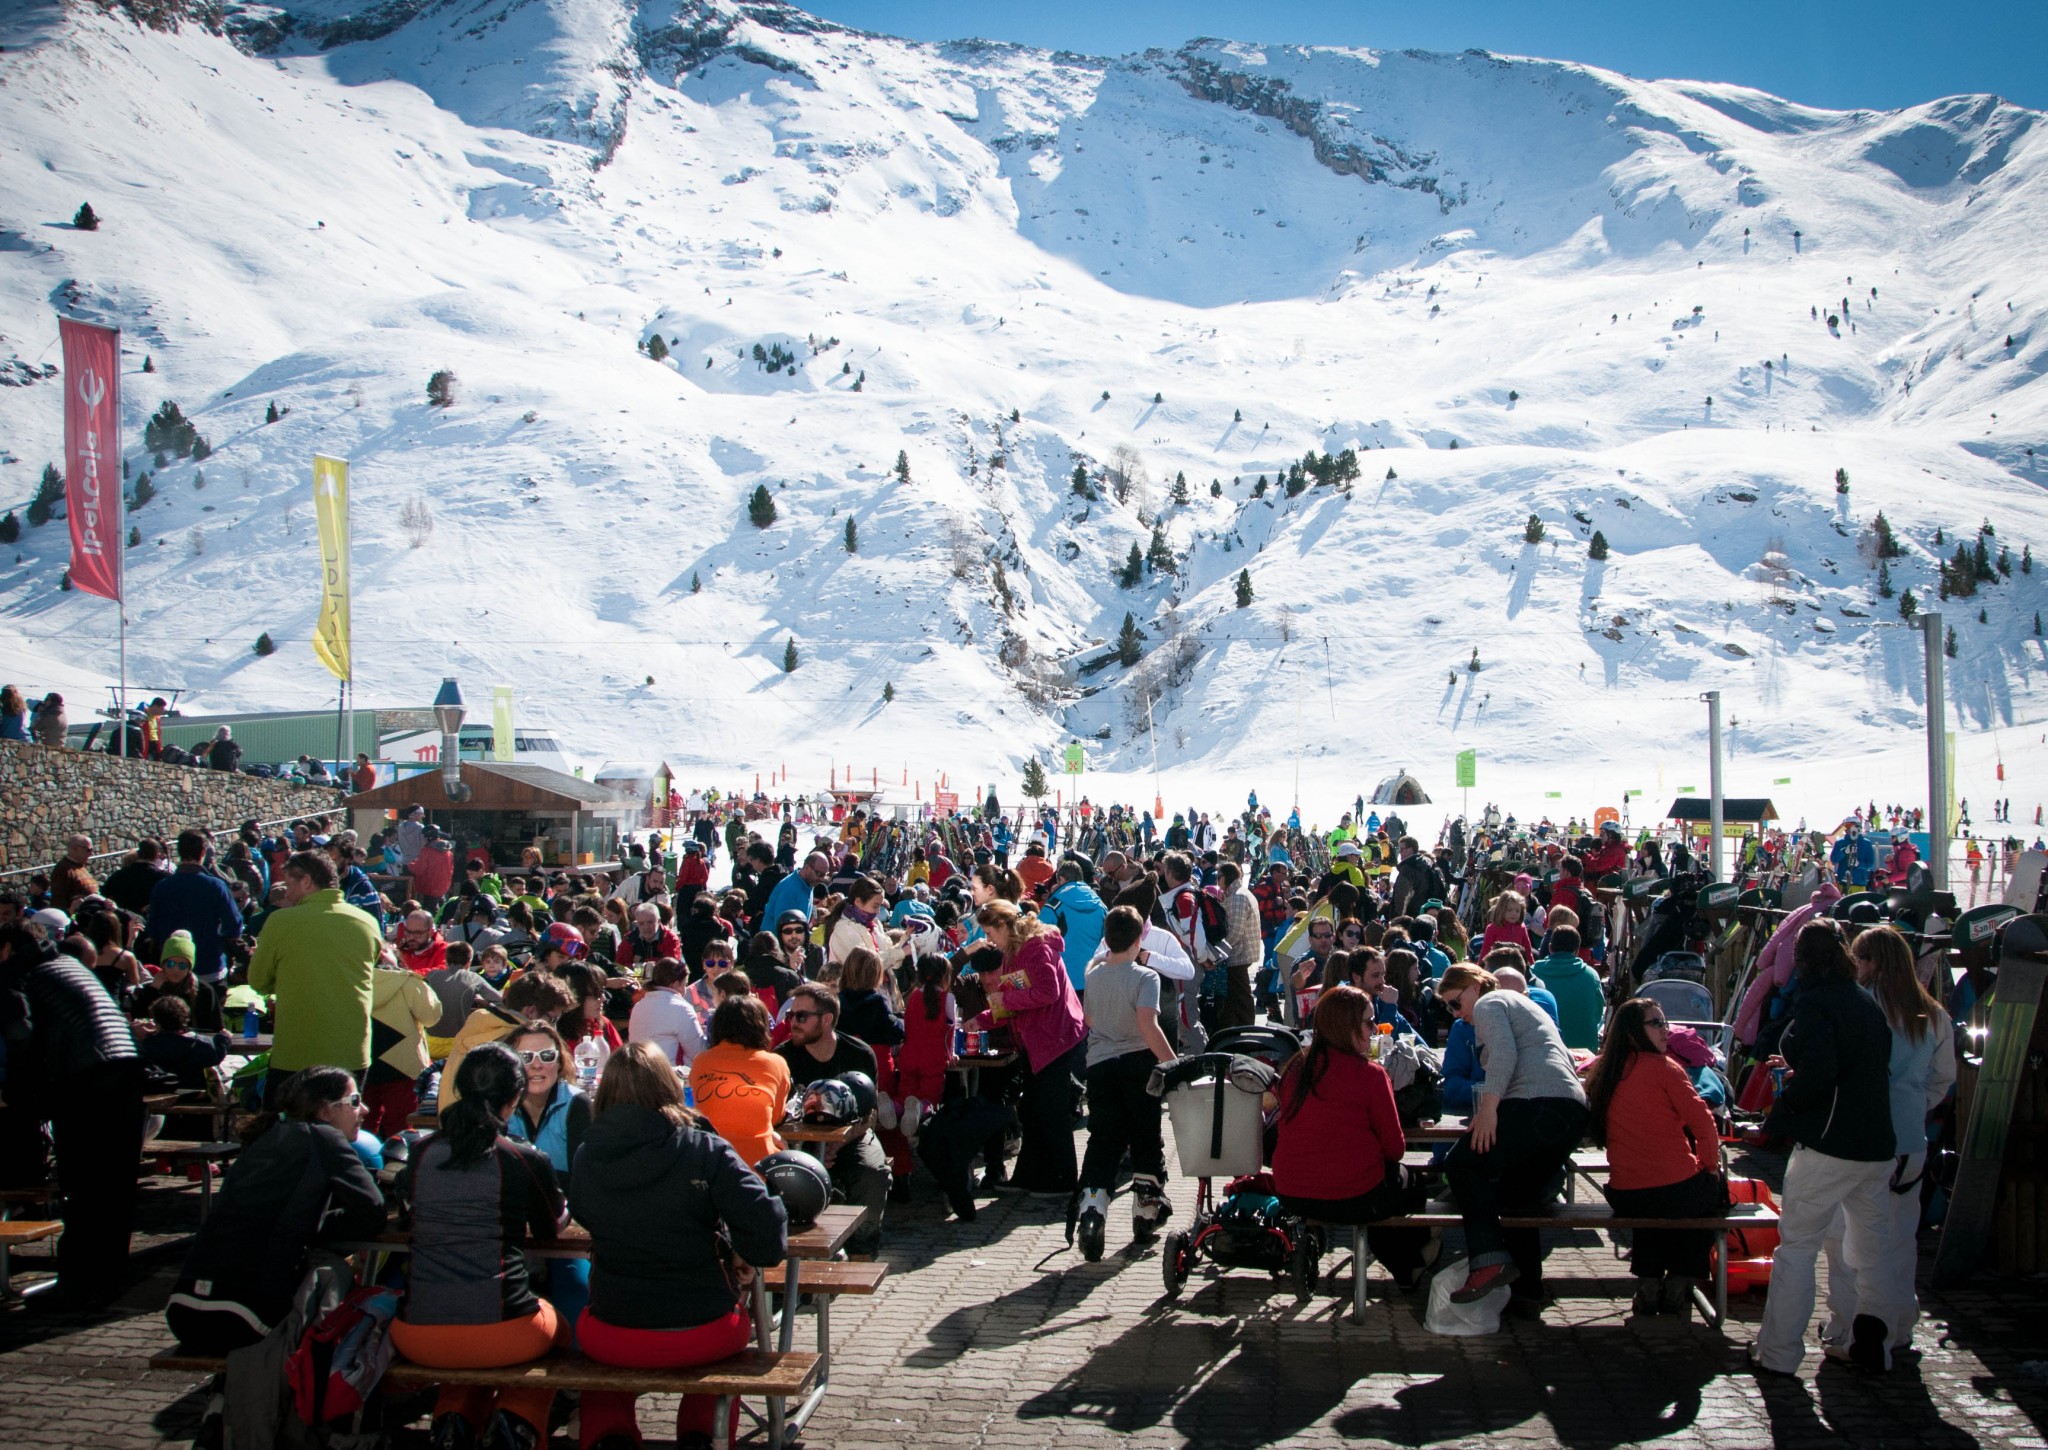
574, 1036, 603, 1092
244, 1004, 261, 1040
955, 1026, 967, 1056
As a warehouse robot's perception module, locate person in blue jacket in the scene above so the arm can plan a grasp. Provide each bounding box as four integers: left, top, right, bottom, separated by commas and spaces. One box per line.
1829, 823, 1876, 887
1041, 863, 1106, 995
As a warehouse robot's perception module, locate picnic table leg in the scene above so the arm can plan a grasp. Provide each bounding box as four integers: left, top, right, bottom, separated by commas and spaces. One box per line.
751, 1275, 772, 1351
198, 1161, 214, 1219
765, 1246, 802, 1449
1351, 1226, 1369, 1325
712, 1393, 735, 1450
1712, 1229, 1728, 1329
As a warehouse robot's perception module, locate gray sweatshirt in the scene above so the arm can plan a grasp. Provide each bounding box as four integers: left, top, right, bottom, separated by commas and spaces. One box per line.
1472, 990, 1588, 1105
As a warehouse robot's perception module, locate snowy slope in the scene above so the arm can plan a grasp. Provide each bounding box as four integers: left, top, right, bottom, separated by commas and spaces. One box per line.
1, 0, 2046, 829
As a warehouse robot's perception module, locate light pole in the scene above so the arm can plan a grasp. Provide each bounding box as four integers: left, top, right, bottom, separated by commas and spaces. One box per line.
1921, 612, 1949, 888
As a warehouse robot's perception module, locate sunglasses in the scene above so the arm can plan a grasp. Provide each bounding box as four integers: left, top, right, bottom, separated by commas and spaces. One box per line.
780, 926, 806, 935
786, 1010, 820, 1024
1643, 1017, 1669, 1029
517, 1048, 561, 1064
331, 1092, 362, 1108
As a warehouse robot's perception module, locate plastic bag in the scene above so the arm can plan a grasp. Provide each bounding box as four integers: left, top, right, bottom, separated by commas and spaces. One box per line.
1423, 1258, 1511, 1336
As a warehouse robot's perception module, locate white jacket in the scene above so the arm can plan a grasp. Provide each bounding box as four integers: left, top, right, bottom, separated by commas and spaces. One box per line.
629, 985, 707, 1066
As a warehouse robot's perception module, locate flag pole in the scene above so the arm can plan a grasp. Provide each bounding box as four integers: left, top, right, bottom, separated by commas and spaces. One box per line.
115, 328, 127, 757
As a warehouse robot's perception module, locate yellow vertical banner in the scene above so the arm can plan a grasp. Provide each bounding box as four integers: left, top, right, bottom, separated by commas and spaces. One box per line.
492, 687, 514, 762
311, 455, 351, 682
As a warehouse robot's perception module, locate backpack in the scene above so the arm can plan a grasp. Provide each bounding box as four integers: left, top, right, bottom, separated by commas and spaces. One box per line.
287, 1283, 400, 1423
1193, 889, 1232, 959
1380, 1036, 1446, 1128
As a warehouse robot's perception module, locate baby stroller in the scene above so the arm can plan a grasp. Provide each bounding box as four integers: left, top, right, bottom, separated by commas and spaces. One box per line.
1156, 1026, 1317, 1299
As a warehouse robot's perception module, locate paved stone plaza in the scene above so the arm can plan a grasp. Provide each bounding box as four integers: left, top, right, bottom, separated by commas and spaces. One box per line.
3, 1143, 2045, 1449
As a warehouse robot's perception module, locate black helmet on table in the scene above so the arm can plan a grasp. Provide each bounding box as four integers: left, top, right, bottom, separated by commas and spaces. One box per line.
800, 1078, 860, 1127
755, 1149, 831, 1230
834, 1070, 878, 1119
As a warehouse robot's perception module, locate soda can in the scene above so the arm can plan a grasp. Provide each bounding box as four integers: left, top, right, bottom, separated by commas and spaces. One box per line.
967, 1029, 983, 1055
1770, 1065, 1786, 1095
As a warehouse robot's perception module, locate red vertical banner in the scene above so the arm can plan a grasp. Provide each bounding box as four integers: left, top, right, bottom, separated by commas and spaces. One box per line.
58, 318, 122, 601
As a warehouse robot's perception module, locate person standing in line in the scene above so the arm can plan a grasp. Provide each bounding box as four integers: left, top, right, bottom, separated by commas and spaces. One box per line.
248, 852, 380, 1109
147, 829, 244, 992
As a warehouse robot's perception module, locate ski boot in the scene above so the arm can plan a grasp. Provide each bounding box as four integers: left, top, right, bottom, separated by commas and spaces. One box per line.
1131, 1174, 1171, 1243
1076, 1187, 1110, 1262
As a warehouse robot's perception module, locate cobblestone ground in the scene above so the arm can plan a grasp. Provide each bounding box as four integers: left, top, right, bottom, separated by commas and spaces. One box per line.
5, 1142, 2048, 1449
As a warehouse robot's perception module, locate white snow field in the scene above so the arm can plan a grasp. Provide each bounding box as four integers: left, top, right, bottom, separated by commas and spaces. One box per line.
1, 0, 2045, 830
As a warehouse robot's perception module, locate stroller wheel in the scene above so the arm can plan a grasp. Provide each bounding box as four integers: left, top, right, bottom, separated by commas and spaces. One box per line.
1291, 1232, 1320, 1301
1161, 1230, 1191, 1297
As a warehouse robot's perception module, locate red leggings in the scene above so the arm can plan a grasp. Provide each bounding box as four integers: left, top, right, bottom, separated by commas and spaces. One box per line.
576, 1305, 752, 1446
361, 1078, 417, 1142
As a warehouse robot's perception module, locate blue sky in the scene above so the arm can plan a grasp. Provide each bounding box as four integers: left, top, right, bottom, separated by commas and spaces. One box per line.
798, 1, 2046, 112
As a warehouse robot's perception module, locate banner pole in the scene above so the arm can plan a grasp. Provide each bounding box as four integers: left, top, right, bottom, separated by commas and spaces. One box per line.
115, 327, 127, 757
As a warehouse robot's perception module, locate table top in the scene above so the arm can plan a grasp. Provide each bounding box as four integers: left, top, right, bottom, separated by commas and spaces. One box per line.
143, 1093, 180, 1112
780, 1120, 859, 1145
223, 1034, 273, 1053
346, 1204, 867, 1262
947, 1052, 1018, 1071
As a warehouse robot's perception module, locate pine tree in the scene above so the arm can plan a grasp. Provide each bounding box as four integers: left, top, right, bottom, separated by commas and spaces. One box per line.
1978, 607, 1988, 624
0, 511, 18, 544
73, 202, 98, 231
265, 400, 280, 424
1998, 545, 2012, 577
1385, 467, 1397, 481
1209, 479, 1222, 498
1872, 511, 1902, 558
844, 516, 858, 553
882, 682, 895, 703
1145, 523, 1174, 575
1233, 408, 1242, 422
1071, 463, 1091, 497
27, 463, 63, 527
1982, 518, 1996, 537
1934, 527, 1945, 546
1152, 392, 1163, 405
2035, 612, 2043, 637
893, 450, 910, 483
1588, 530, 1610, 560
690, 571, 702, 593
783, 637, 799, 673
254, 632, 275, 656
747, 483, 777, 528
1468, 647, 1482, 672
2024, 545, 2034, 574
1118, 543, 1143, 589
190, 434, 211, 462
1835, 467, 1850, 494
1523, 514, 1546, 544
59, 570, 71, 592
1170, 471, 1189, 506
1899, 588, 1918, 620
1117, 612, 1142, 666
426, 370, 456, 408
647, 334, 669, 362
1010, 409, 1020, 423
1235, 569, 1254, 608
1945, 625, 1957, 658
1974, 535, 1996, 581
1021, 756, 1049, 799
193, 469, 205, 490
1877, 557, 1894, 597
141, 355, 153, 374
127, 525, 139, 548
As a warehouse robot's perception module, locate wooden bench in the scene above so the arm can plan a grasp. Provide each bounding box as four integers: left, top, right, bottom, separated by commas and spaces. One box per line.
141, 1141, 243, 1217
0, 1219, 61, 1297
1310, 1201, 1779, 1330
149, 1348, 819, 1450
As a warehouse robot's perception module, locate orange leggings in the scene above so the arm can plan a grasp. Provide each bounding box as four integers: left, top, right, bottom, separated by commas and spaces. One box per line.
390, 1300, 564, 1433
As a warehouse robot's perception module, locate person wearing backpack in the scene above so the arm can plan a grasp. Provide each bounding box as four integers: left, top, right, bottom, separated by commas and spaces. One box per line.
1389, 838, 1443, 920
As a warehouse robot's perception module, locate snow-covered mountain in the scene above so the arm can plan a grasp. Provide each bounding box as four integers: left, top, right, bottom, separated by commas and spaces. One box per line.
2, 0, 2046, 821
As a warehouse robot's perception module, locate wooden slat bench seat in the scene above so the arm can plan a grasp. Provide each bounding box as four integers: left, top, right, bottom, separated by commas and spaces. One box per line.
141, 1140, 242, 1217
1306, 1201, 1780, 1329
150, 1348, 820, 1448
760, 1259, 889, 1295
0, 1219, 62, 1297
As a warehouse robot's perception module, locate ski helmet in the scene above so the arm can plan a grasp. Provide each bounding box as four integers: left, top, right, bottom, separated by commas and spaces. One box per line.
800, 1079, 860, 1127
834, 1071, 878, 1120
755, 1150, 832, 1230
542, 922, 587, 960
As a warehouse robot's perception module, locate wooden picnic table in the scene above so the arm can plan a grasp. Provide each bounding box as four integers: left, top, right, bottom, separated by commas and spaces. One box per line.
948, 1051, 1017, 1096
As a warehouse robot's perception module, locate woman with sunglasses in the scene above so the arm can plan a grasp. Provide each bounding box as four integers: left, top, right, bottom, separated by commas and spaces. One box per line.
505, 1021, 595, 1337
1586, 999, 1725, 1316
165, 1066, 386, 1353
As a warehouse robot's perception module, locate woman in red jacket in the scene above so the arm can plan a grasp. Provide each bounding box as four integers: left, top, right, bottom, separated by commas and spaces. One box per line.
1270, 986, 1431, 1289
1586, 997, 1726, 1316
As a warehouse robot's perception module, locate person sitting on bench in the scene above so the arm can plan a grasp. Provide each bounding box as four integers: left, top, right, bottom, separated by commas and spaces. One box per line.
1436, 961, 1589, 1309
164, 1066, 386, 1353
391, 1042, 568, 1450
1271, 985, 1431, 1289
1585, 998, 1726, 1317
570, 1041, 788, 1450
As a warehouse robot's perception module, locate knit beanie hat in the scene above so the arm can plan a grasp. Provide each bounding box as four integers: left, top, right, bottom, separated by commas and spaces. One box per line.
161, 930, 197, 964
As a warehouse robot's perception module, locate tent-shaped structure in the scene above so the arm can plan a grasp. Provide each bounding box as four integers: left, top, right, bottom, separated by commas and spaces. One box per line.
1665, 798, 1779, 825
1370, 771, 1431, 806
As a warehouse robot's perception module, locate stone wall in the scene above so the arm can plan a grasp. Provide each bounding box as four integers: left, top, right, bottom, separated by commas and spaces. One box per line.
0, 738, 347, 872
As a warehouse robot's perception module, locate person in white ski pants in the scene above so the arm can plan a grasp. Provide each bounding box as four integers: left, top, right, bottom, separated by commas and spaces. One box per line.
1818, 927, 1958, 1366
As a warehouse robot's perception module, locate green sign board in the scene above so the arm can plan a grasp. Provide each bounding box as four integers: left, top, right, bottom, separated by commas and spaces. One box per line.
1773, 776, 1793, 786
1544, 791, 1562, 799
1455, 749, 1476, 788
1063, 743, 1085, 774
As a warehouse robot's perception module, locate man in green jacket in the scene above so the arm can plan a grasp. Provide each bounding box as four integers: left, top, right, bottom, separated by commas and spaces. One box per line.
1530, 925, 1605, 1052
248, 850, 381, 1107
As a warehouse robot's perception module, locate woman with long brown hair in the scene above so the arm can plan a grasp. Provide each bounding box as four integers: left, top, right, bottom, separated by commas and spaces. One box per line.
976, 899, 1086, 1195
1586, 998, 1724, 1315
1817, 925, 1958, 1369
1270, 986, 1431, 1288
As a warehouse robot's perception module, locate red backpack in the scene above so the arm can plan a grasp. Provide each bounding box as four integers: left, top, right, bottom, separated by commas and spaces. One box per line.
287, 1284, 400, 1423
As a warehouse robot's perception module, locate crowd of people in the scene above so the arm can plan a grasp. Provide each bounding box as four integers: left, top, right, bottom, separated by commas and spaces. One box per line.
0, 781, 1985, 1447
